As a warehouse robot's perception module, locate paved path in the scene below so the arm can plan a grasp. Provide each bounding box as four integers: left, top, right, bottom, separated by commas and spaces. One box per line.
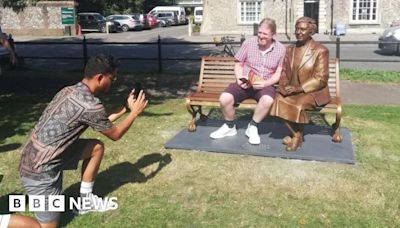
341, 81, 400, 105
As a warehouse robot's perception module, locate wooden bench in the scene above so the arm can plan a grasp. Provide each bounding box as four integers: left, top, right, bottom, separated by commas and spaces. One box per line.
186, 56, 342, 143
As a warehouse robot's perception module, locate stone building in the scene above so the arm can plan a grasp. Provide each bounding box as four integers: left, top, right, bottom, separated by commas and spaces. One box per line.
201, 0, 400, 35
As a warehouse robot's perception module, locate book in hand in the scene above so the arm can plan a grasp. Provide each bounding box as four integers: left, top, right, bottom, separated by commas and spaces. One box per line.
239, 70, 263, 86
248, 70, 263, 85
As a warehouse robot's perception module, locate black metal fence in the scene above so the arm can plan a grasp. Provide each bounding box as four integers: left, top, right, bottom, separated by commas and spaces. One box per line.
13, 36, 400, 72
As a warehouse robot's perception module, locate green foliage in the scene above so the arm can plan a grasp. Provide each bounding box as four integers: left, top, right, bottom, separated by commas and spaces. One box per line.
193, 24, 201, 33
0, 0, 27, 12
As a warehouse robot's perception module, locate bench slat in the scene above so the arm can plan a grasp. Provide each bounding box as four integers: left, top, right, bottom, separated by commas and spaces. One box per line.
203, 71, 235, 79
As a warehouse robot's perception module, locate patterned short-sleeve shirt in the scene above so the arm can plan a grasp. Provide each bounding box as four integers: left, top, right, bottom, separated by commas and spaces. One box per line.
19, 82, 113, 178
235, 37, 286, 80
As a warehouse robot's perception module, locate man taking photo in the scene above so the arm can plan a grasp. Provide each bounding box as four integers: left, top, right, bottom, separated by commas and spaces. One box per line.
16, 53, 147, 228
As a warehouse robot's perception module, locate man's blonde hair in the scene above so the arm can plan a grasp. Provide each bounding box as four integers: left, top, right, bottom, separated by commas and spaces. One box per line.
259, 17, 277, 34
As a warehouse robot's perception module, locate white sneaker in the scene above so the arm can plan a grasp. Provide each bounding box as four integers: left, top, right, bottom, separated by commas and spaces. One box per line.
245, 124, 261, 145
74, 193, 116, 215
210, 123, 237, 139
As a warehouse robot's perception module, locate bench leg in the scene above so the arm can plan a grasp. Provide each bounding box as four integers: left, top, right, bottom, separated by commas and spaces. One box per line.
186, 104, 207, 132
331, 106, 342, 143
187, 104, 198, 132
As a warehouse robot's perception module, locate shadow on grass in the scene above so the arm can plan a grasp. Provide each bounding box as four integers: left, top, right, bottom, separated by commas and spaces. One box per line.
0, 143, 22, 153
0, 68, 198, 147
59, 152, 172, 227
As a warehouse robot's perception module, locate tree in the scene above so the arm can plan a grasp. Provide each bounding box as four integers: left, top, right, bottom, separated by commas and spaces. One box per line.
0, 0, 27, 12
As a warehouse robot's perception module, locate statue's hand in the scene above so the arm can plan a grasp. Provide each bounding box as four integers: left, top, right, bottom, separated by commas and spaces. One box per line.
284, 85, 295, 95
277, 86, 288, 96
284, 85, 303, 95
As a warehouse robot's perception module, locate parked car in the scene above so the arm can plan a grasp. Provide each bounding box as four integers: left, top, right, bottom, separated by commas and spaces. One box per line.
132, 13, 158, 29
153, 12, 178, 27
145, 14, 158, 28
149, 6, 187, 25
378, 26, 400, 55
78, 13, 119, 33
106, 15, 143, 32
194, 6, 203, 24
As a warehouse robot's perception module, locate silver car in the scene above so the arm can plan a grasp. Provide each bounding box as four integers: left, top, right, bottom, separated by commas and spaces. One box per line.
106, 15, 143, 32
378, 26, 400, 55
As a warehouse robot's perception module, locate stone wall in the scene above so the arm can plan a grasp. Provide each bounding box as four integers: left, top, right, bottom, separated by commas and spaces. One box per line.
0, 1, 77, 36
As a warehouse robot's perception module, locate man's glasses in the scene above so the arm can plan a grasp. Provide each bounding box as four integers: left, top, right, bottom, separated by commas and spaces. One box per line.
107, 75, 117, 84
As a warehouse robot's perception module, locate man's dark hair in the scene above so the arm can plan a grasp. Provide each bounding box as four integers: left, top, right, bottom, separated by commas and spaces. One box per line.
84, 54, 119, 78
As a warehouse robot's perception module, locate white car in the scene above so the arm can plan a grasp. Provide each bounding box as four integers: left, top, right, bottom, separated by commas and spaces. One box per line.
194, 7, 203, 24
378, 26, 400, 55
106, 15, 143, 32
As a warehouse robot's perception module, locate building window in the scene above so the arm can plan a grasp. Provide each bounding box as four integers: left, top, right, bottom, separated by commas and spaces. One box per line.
239, 0, 262, 24
351, 0, 378, 23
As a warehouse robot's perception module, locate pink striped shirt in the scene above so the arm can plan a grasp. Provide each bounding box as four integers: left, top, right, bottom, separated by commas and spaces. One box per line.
235, 37, 286, 80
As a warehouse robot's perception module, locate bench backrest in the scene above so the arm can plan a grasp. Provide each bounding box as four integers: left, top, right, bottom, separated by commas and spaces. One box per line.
198, 56, 340, 99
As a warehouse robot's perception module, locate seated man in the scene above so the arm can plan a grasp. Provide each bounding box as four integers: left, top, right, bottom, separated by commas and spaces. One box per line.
270, 16, 331, 151
209, 18, 286, 145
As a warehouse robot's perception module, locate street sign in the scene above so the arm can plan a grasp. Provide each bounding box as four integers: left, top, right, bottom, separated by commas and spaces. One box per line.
61, 7, 75, 25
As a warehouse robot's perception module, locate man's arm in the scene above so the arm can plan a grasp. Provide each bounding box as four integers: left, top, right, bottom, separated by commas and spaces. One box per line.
262, 66, 282, 87
101, 91, 148, 141
234, 61, 250, 89
108, 106, 127, 122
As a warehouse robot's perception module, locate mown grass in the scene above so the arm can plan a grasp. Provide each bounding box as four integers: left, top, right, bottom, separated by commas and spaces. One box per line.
341, 68, 400, 84
1, 69, 400, 227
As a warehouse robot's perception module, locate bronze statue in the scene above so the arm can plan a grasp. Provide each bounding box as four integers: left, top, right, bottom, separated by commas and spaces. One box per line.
270, 17, 331, 151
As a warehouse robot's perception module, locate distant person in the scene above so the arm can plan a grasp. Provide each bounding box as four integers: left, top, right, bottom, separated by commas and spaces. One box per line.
209, 18, 286, 144
0, 30, 17, 67
18, 54, 148, 228
270, 16, 331, 151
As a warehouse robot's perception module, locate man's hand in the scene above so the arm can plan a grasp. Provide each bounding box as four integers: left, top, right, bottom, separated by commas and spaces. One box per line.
236, 78, 250, 89
127, 89, 148, 116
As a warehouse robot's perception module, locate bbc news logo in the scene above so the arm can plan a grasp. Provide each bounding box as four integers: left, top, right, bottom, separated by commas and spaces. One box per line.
9, 195, 118, 212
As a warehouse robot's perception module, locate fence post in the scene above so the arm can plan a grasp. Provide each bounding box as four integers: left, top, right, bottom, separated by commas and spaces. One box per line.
336, 36, 341, 60
158, 35, 162, 73
83, 35, 88, 68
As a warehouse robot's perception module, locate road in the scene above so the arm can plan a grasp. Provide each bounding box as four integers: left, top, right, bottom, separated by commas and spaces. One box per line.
14, 25, 400, 72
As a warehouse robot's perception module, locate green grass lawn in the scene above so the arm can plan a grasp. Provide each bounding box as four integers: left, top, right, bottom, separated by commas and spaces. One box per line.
1, 70, 399, 227
341, 68, 400, 84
